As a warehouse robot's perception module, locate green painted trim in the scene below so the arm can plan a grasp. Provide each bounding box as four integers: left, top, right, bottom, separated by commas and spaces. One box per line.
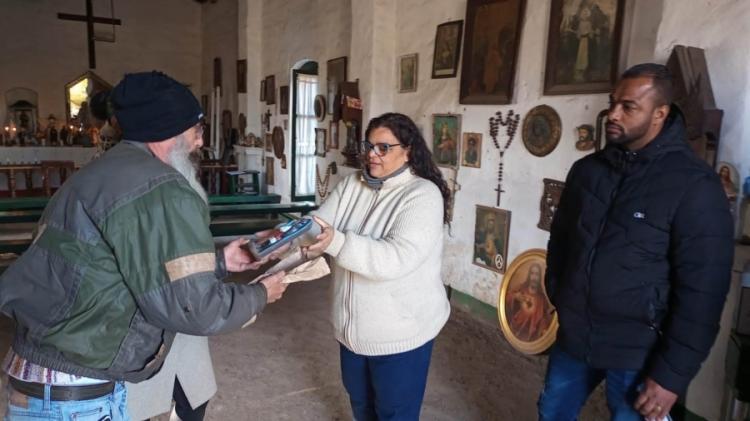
448, 287, 497, 324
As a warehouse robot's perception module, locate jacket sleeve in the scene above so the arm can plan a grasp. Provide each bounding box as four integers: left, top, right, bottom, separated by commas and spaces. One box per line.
323, 182, 444, 282
103, 181, 267, 335
648, 173, 734, 395
545, 162, 579, 301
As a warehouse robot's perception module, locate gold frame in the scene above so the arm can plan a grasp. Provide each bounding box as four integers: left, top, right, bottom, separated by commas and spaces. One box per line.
498, 248, 558, 354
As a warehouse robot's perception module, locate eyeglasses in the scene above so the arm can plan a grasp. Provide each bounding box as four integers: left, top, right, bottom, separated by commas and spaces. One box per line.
360, 141, 402, 156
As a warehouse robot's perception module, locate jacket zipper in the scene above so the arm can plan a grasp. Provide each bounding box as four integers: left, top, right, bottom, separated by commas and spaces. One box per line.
583, 152, 633, 362
343, 189, 381, 348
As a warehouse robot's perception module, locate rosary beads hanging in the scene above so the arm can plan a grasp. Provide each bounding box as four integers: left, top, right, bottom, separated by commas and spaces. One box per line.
488, 110, 520, 206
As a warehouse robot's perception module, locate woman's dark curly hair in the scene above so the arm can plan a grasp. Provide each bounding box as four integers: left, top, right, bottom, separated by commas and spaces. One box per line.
364, 112, 451, 225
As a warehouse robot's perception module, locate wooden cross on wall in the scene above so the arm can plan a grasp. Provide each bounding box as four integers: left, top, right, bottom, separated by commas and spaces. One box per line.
58, 0, 122, 69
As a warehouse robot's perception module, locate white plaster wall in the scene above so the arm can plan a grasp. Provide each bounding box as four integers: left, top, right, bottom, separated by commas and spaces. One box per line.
654, 0, 750, 185
653, 1, 750, 418
392, 0, 613, 307
202, 0, 239, 118
0, 0, 202, 125
258, 0, 351, 201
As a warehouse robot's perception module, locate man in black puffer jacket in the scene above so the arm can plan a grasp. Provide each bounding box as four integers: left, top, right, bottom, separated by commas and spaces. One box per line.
538, 63, 734, 421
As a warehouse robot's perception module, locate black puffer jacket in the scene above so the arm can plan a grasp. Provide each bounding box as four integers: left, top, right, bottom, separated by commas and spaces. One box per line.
546, 109, 734, 395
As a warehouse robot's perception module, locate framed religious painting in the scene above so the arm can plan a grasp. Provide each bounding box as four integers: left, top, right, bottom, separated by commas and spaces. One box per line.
237, 59, 247, 93
498, 249, 558, 354
265, 75, 275, 105
522, 105, 562, 157
459, 0, 527, 104
315, 128, 327, 157
329, 120, 339, 150
717, 161, 739, 205
265, 157, 275, 186
544, 0, 626, 95
473, 205, 511, 273
260, 80, 266, 102
432, 20, 464, 79
432, 114, 461, 168
327, 56, 348, 117
265, 132, 272, 152
279, 86, 289, 115
398, 54, 418, 93
538, 178, 565, 231
461, 132, 482, 168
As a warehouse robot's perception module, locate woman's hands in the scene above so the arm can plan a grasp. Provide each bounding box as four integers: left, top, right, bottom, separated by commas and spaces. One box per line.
302, 216, 334, 259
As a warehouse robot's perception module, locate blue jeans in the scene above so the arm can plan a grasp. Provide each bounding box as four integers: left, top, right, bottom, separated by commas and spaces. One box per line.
4, 381, 130, 421
538, 346, 646, 421
340, 340, 434, 421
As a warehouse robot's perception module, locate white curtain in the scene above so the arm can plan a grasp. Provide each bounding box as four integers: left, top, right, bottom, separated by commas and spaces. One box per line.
295, 74, 317, 196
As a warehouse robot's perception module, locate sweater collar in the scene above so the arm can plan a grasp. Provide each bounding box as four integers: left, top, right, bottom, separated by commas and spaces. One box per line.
360, 164, 414, 190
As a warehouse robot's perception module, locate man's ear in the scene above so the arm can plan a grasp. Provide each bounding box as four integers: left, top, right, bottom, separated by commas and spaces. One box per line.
653, 104, 669, 124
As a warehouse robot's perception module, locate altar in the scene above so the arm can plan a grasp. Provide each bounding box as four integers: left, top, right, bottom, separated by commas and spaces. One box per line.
1, 146, 97, 167
0, 146, 97, 196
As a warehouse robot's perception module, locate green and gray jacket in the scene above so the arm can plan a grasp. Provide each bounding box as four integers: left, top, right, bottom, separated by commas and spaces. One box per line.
0, 141, 267, 383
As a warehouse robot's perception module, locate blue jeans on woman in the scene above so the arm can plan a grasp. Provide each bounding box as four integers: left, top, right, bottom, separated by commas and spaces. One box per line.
340, 340, 434, 421
4, 381, 130, 421
538, 345, 649, 421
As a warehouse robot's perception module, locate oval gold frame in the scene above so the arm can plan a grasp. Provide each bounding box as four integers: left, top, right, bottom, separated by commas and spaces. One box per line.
522, 104, 562, 157
498, 248, 558, 354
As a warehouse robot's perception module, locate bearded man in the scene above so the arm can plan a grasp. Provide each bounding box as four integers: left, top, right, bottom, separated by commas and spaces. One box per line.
0, 71, 287, 420
539, 63, 734, 421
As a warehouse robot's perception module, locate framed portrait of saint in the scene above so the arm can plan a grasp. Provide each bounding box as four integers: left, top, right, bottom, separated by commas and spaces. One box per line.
260, 80, 266, 102
544, 0, 625, 95
432, 20, 463, 79
279, 86, 289, 115
522, 105, 562, 157
473, 205, 510, 273
265, 157, 274, 186
459, 0, 527, 104
237, 59, 247, 93
315, 128, 327, 157
329, 120, 339, 150
432, 114, 461, 168
327, 56, 348, 117
398, 54, 418, 93
461, 132, 482, 168
265, 75, 275, 105
498, 249, 558, 354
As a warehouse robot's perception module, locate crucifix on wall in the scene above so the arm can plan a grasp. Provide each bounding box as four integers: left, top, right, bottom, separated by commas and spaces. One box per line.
58, 0, 122, 69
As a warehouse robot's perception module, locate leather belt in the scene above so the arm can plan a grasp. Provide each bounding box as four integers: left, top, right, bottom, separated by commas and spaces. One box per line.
9, 377, 115, 401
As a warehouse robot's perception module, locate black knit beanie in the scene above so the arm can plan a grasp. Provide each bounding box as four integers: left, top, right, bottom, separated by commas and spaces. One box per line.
111, 71, 203, 142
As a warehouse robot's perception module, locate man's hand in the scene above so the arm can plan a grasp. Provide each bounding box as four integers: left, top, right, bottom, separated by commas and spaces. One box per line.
260, 271, 287, 303
303, 216, 334, 258
634, 377, 678, 421
223, 233, 290, 272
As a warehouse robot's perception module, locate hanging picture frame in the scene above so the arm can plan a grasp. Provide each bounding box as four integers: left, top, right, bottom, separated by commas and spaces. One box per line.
398, 54, 418, 93
543, 0, 625, 95
236, 59, 247, 93
315, 128, 327, 157
498, 249, 558, 354
473, 205, 511, 273
327, 56, 348, 117
432, 114, 461, 168
432, 20, 464, 79
265, 75, 275, 105
522, 105, 562, 157
265, 157, 275, 186
260, 80, 266, 102
329, 120, 339, 150
459, 0, 527, 104
279, 85, 289, 115
461, 132, 482, 168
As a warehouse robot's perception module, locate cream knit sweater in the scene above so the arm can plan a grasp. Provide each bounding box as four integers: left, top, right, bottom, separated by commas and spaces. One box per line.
312, 169, 451, 356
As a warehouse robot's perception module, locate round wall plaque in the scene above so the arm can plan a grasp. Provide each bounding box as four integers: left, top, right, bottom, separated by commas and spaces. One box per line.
522, 105, 562, 157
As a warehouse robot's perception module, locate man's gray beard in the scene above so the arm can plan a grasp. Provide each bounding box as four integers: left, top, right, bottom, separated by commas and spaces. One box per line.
167, 135, 207, 204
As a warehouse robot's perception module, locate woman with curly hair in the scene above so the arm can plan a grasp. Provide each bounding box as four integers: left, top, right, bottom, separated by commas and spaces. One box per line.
304, 112, 451, 420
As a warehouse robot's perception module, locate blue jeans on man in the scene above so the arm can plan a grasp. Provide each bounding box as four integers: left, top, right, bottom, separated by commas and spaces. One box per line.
4, 381, 129, 421
538, 345, 650, 421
